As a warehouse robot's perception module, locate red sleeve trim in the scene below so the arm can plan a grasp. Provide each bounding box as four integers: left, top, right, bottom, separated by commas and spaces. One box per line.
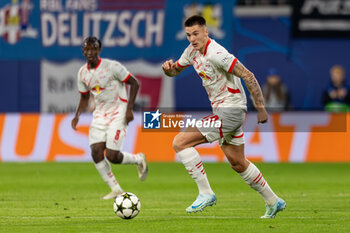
176, 60, 190, 68
227, 87, 241, 94
232, 133, 244, 138
119, 97, 128, 103
228, 58, 238, 73
79, 91, 90, 94
122, 73, 131, 83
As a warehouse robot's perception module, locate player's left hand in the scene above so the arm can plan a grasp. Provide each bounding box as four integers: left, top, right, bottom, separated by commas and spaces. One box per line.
71, 116, 79, 130
257, 107, 268, 124
125, 109, 134, 124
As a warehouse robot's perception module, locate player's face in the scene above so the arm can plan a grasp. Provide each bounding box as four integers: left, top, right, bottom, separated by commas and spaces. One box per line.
185, 24, 209, 54
82, 41, 101, 63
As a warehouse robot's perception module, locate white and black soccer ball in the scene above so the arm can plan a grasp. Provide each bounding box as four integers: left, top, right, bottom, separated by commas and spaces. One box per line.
113, 192, 141, 219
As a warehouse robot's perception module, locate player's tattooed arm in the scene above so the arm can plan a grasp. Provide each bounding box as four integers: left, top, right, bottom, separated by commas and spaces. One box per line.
232, 60, 268, 124
233, 61, 264, 107
162, 59, 186, 77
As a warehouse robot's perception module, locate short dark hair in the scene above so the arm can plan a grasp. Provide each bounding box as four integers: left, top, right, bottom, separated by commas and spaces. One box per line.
82, 36, 102, 49
184, 15, 206, 27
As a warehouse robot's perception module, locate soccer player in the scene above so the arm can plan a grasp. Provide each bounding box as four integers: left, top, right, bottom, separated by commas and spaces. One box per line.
71, 37, 148, 200
162, 15, 286, 218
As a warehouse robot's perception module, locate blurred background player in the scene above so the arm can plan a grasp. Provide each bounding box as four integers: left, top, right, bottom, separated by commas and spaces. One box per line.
162, 15, 285, 218
71, 37, 148, 200
322, 65, 350, 112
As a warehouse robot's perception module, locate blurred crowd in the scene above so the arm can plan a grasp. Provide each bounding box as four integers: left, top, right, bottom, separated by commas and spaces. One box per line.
255, 65, 350, 112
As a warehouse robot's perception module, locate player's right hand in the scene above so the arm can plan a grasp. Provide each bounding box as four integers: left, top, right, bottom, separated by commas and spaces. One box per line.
257, 107, 268, 124
162, 59, 177, 73
71, 116, 79, 130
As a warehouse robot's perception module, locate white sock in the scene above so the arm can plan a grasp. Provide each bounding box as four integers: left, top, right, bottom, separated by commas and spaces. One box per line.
177, 147, 214, 195
121, 152, 142, 165
95, 159, 123, 193
239, 162, 277, 206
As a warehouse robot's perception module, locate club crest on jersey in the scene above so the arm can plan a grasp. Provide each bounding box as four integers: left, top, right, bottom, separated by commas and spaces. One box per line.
199, 71, 212, 81
92, 85, 105, 94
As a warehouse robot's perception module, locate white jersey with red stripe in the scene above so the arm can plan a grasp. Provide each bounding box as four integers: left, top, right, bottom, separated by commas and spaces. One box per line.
77, 58, 130, 125
177, 39, 247, 111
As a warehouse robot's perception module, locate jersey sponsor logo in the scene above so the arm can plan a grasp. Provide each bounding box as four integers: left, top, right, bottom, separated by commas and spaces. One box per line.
0, 0, 38, 44
92, 85, 105, 94
198, 71, 212, 81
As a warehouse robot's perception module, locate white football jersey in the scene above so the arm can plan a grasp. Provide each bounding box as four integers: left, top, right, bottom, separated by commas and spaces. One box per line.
77, 58, 130, 125
177, 39, 247, 110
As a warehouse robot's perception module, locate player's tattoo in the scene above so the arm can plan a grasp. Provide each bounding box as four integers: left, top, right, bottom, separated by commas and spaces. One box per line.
165, 69, 178, 77
233, 61, 265, 107
166, 65, 185, 77
174, 66, 182, 73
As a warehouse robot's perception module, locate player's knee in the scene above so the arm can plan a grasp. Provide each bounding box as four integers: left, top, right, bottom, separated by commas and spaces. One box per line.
229, 159, 249, 173
106, 150, 123, 164
91, 147, 105, 163
172, 135, 185, 152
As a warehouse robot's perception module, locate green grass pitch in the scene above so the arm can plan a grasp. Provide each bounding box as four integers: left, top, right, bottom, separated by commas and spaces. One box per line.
0, 162, 349, 233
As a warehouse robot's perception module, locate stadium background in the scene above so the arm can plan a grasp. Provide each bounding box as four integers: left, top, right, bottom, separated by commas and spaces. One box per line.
0, 0, 349, 162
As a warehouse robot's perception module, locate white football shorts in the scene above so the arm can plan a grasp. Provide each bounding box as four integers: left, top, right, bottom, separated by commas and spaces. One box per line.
89, 119, 128, 151
198, 107, 246, 146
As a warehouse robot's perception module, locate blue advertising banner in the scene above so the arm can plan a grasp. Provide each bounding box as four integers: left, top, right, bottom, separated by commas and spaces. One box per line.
0, 0, 234, 60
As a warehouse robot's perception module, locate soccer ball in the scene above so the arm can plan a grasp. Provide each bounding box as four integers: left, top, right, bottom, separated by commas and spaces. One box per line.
113, 192, 141, 219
